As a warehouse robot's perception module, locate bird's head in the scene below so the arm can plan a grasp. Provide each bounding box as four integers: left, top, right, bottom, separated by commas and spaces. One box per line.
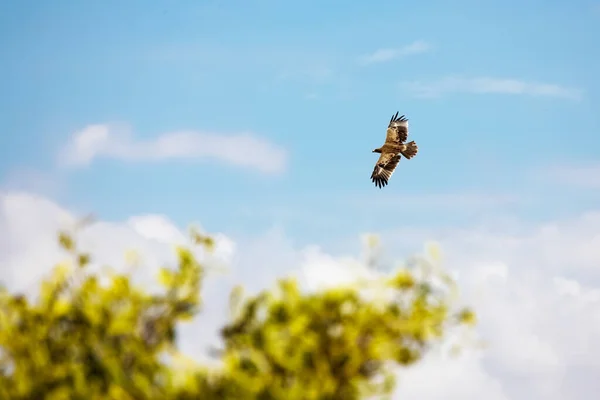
372, 148, 382, 153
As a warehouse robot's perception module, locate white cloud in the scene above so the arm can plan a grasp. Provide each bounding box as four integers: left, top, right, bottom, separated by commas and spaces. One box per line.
58, 124, 288, 175
376, 211, 600, 281
0, 192, 235, 292
298, 245, 375, 290
395, 349, 509, 400
391, 255, 600, 399
359, 40, 431, 65
535, 163, 600, 189
401, 77, 583, 100
2, 191, 600, 399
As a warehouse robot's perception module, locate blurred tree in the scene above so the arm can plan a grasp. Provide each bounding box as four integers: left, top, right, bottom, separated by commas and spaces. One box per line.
0, 230, 475, 400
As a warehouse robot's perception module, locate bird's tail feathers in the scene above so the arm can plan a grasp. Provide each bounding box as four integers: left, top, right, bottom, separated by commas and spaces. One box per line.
400, 141, 418, 159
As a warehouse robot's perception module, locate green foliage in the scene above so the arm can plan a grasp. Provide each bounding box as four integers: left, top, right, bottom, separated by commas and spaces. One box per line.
0, 231, 475, 399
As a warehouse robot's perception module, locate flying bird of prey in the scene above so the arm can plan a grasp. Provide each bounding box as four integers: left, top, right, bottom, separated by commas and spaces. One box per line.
370, 112, 418, 188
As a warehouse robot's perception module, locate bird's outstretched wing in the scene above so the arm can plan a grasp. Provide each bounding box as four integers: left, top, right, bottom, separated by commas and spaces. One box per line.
385, 112, 409, 144
371, 152, 401, 188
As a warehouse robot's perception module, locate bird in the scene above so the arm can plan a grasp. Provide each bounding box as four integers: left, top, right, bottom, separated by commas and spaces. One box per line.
370, 112, 418, 188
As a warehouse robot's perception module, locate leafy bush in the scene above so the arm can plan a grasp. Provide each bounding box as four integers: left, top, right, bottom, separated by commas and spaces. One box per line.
0, 230, 474, 400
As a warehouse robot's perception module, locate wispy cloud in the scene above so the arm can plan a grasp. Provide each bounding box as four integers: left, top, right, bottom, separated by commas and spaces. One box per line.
59, 124, 288, 175
359, 40, 431, 65
401, 76, 583, 100
536, 163, 600, 189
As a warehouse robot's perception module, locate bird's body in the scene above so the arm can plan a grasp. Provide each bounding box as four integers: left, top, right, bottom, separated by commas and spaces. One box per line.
377, 142, 410, 154
370, 112, 418, 188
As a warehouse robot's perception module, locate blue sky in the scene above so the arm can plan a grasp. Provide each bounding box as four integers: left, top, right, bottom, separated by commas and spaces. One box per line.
1, 0, 599, 247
